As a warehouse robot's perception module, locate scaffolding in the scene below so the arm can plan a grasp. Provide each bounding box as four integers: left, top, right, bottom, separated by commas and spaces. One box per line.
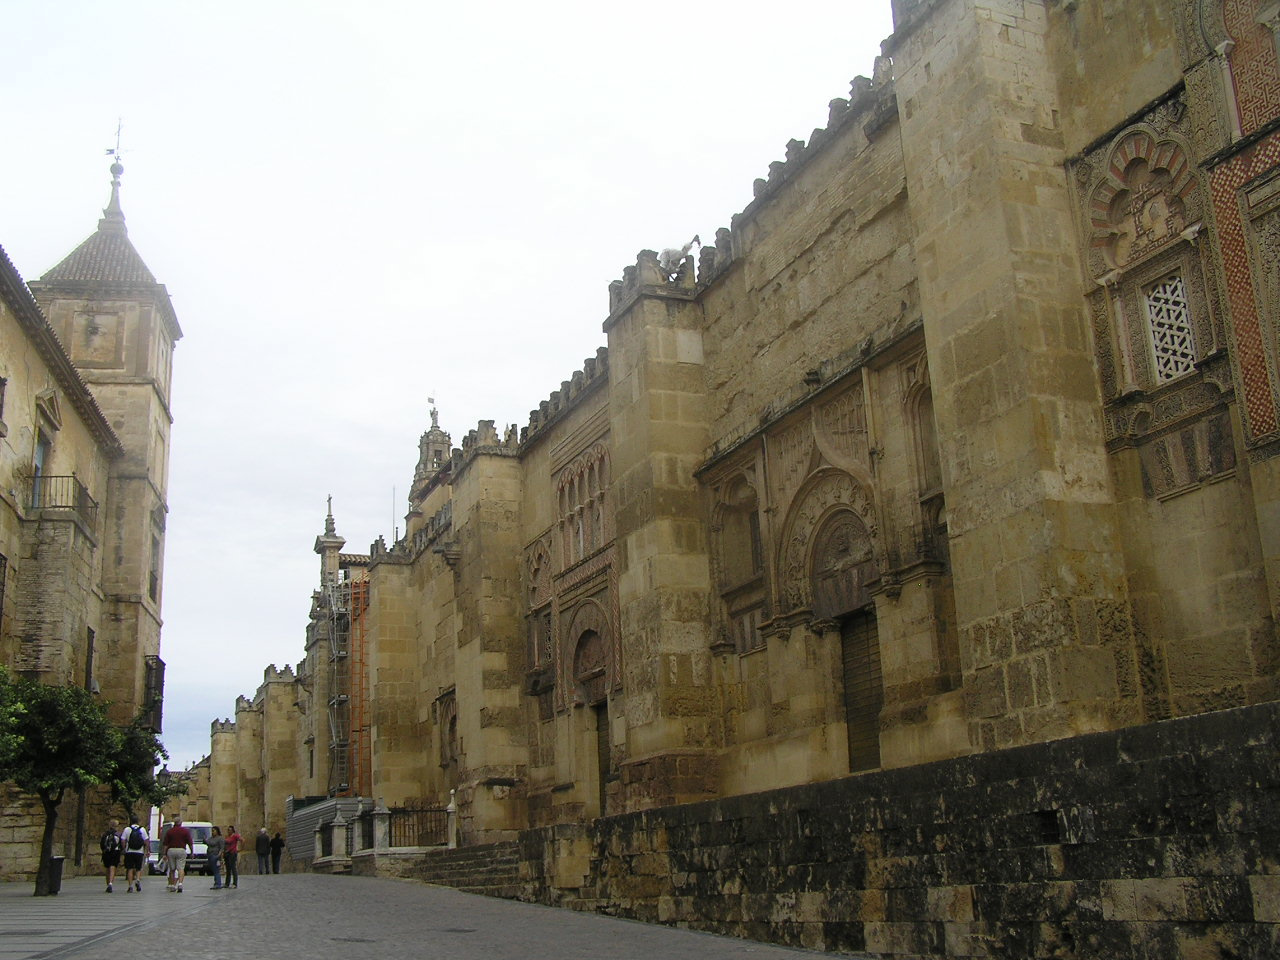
323, 567, 370, 798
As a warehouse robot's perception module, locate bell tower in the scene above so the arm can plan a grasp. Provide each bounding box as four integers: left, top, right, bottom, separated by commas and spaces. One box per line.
28, 159, 182, 727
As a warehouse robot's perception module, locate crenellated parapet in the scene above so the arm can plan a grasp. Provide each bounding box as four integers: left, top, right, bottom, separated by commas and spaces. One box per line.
606, 57, 897, 325
263, 663, 295, 683
521, 347, 610, 444
234, 694, 255, 714
211, 718, 236, 735
459, 419, 520, 464
386, 499, 454, 562
743, 60, 895, 214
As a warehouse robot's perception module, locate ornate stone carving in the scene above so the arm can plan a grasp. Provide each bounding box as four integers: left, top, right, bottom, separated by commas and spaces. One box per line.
815, 386, 868, 468
566, 599, 611, 705
772, 418, 815, 502
527, 538, 552, 608
1088, 129, 1198, 274
778, 470, 878, 613
810, 511, 878, 620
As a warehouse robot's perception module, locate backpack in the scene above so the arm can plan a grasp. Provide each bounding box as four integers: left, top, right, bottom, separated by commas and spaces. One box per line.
101, 831, 120, 854
127, 826, 145, 851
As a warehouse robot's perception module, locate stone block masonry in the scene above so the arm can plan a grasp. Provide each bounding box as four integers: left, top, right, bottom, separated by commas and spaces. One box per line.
518, 701, 1280, 958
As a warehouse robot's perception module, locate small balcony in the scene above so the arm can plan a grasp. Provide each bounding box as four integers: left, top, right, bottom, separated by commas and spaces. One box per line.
28, 474, 99, 528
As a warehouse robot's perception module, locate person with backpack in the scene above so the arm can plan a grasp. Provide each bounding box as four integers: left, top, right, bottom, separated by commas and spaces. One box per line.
121, 817, 149, 892
99, 819, 122, 893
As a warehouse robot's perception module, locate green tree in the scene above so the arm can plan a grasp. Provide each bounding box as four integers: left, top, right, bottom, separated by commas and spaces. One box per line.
0, 675, 119, 895
108, 714, 185, 824
0, 667, 21, 771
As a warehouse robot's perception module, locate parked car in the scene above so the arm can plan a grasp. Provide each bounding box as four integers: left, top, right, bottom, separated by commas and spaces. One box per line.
147, 838, 166, 875
156, 821, 215, 876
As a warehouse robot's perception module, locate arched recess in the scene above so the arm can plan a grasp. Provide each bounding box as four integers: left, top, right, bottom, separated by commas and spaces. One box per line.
571, 624, 611, 816
712, 476, 762, 590
809, 510, 879, 621
562, 598, 612, 706
777, 469, 879, 614
1088, 129, 1201, 273
806, 500, 884, 774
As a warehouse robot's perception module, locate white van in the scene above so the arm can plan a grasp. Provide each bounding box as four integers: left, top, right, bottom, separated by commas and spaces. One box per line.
159, 821, 215, 875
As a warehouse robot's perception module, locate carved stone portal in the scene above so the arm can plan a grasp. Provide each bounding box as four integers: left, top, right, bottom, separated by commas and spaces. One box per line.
811, 512, 878, 620
779, 470, 878, 613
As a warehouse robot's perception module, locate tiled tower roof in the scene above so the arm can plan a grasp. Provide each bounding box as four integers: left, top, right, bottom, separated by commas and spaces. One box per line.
41, 160, 156, 284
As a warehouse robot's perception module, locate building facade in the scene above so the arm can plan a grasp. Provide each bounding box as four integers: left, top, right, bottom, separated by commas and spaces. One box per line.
200, 1, 1280, 953
0, 162, 180, 878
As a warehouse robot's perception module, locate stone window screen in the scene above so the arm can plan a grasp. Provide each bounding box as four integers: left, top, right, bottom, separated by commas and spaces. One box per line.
1144, 273, 1197, 383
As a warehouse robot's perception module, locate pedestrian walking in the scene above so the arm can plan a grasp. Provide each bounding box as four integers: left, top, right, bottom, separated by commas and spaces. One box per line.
269, 831, 285, 873
99, 819, 122, 893
161, 819, 193, 893
206, 826, 227, 889
224, 825, 242, 888
255, 828, 271, 874
121, 817, 148, 892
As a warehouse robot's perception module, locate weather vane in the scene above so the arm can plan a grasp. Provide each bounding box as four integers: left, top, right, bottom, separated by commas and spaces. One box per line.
105, 118, 123, 163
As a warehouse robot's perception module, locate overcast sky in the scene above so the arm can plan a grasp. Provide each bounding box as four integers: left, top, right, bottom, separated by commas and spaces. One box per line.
1, 0, 897, 770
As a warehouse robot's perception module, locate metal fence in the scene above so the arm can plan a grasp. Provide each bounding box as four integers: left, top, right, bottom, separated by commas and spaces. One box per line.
389, 802, 449, 847
28, 474, 98, 527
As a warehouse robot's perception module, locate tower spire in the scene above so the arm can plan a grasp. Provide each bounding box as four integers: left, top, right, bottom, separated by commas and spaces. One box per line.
102, 120, 126, 233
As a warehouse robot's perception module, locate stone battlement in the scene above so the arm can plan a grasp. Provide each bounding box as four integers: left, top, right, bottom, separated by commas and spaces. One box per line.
521, 347, 609, 444
211, 718, 236, 734
606, 59, 896, 323
264, 663, 295, 683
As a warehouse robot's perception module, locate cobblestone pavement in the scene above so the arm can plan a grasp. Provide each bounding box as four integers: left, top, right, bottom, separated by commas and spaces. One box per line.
1, 873, 848, 960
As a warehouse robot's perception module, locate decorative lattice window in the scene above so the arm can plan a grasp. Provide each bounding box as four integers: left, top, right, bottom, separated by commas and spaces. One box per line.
1144, 273, 1197, 382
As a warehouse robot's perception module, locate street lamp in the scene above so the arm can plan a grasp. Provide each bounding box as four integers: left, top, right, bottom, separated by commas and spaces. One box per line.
156, 766, 171, 821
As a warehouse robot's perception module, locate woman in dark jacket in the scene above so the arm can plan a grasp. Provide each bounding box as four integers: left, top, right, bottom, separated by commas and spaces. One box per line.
206, 827, 227, 890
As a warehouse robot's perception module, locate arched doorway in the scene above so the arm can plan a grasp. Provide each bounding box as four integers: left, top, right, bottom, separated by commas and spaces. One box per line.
573, 630, 609, 815
810, 509, 884, 773
840, 611, 882, 772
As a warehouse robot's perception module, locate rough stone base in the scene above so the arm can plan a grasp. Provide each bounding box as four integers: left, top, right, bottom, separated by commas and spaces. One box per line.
517, 702, 1280, 958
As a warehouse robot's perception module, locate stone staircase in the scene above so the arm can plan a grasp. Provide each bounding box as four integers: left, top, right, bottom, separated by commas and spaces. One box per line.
405, 842, 522, 899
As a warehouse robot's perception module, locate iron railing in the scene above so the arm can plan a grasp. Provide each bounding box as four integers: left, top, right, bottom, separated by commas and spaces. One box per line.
28, 474, 98, 527
358, 810, 375, 851
389, 802, 449, 847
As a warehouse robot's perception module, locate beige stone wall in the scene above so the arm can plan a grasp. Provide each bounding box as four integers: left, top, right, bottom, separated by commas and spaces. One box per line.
233, 696, 265, 834
365, 558, 427, 804
259, 668, 301, 833
36, 292, 176, 726
891, 0, 1141, 749
208, 722, 238, 831
206, 0, 1280, 862
170, 758, 210, 823
1042, 0, 1183, 156
0, 298, 112, 687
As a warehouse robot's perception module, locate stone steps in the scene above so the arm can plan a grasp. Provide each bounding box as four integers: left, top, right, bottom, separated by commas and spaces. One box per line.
407, 841, 522, 899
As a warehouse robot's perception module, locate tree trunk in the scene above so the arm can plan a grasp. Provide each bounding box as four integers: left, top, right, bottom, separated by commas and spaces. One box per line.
33, 791, 63, 897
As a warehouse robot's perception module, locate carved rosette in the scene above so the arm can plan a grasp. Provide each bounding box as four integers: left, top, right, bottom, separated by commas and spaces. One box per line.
778, 469, 878, 613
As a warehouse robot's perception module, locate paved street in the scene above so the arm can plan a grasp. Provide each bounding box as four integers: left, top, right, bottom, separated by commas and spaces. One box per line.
0, 874, 849, 959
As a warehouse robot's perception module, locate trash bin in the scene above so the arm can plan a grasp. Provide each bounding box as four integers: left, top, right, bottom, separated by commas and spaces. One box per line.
47, 856, 65, 894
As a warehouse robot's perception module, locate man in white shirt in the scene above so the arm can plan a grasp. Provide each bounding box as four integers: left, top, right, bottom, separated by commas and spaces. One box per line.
121, 818, 149, 893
